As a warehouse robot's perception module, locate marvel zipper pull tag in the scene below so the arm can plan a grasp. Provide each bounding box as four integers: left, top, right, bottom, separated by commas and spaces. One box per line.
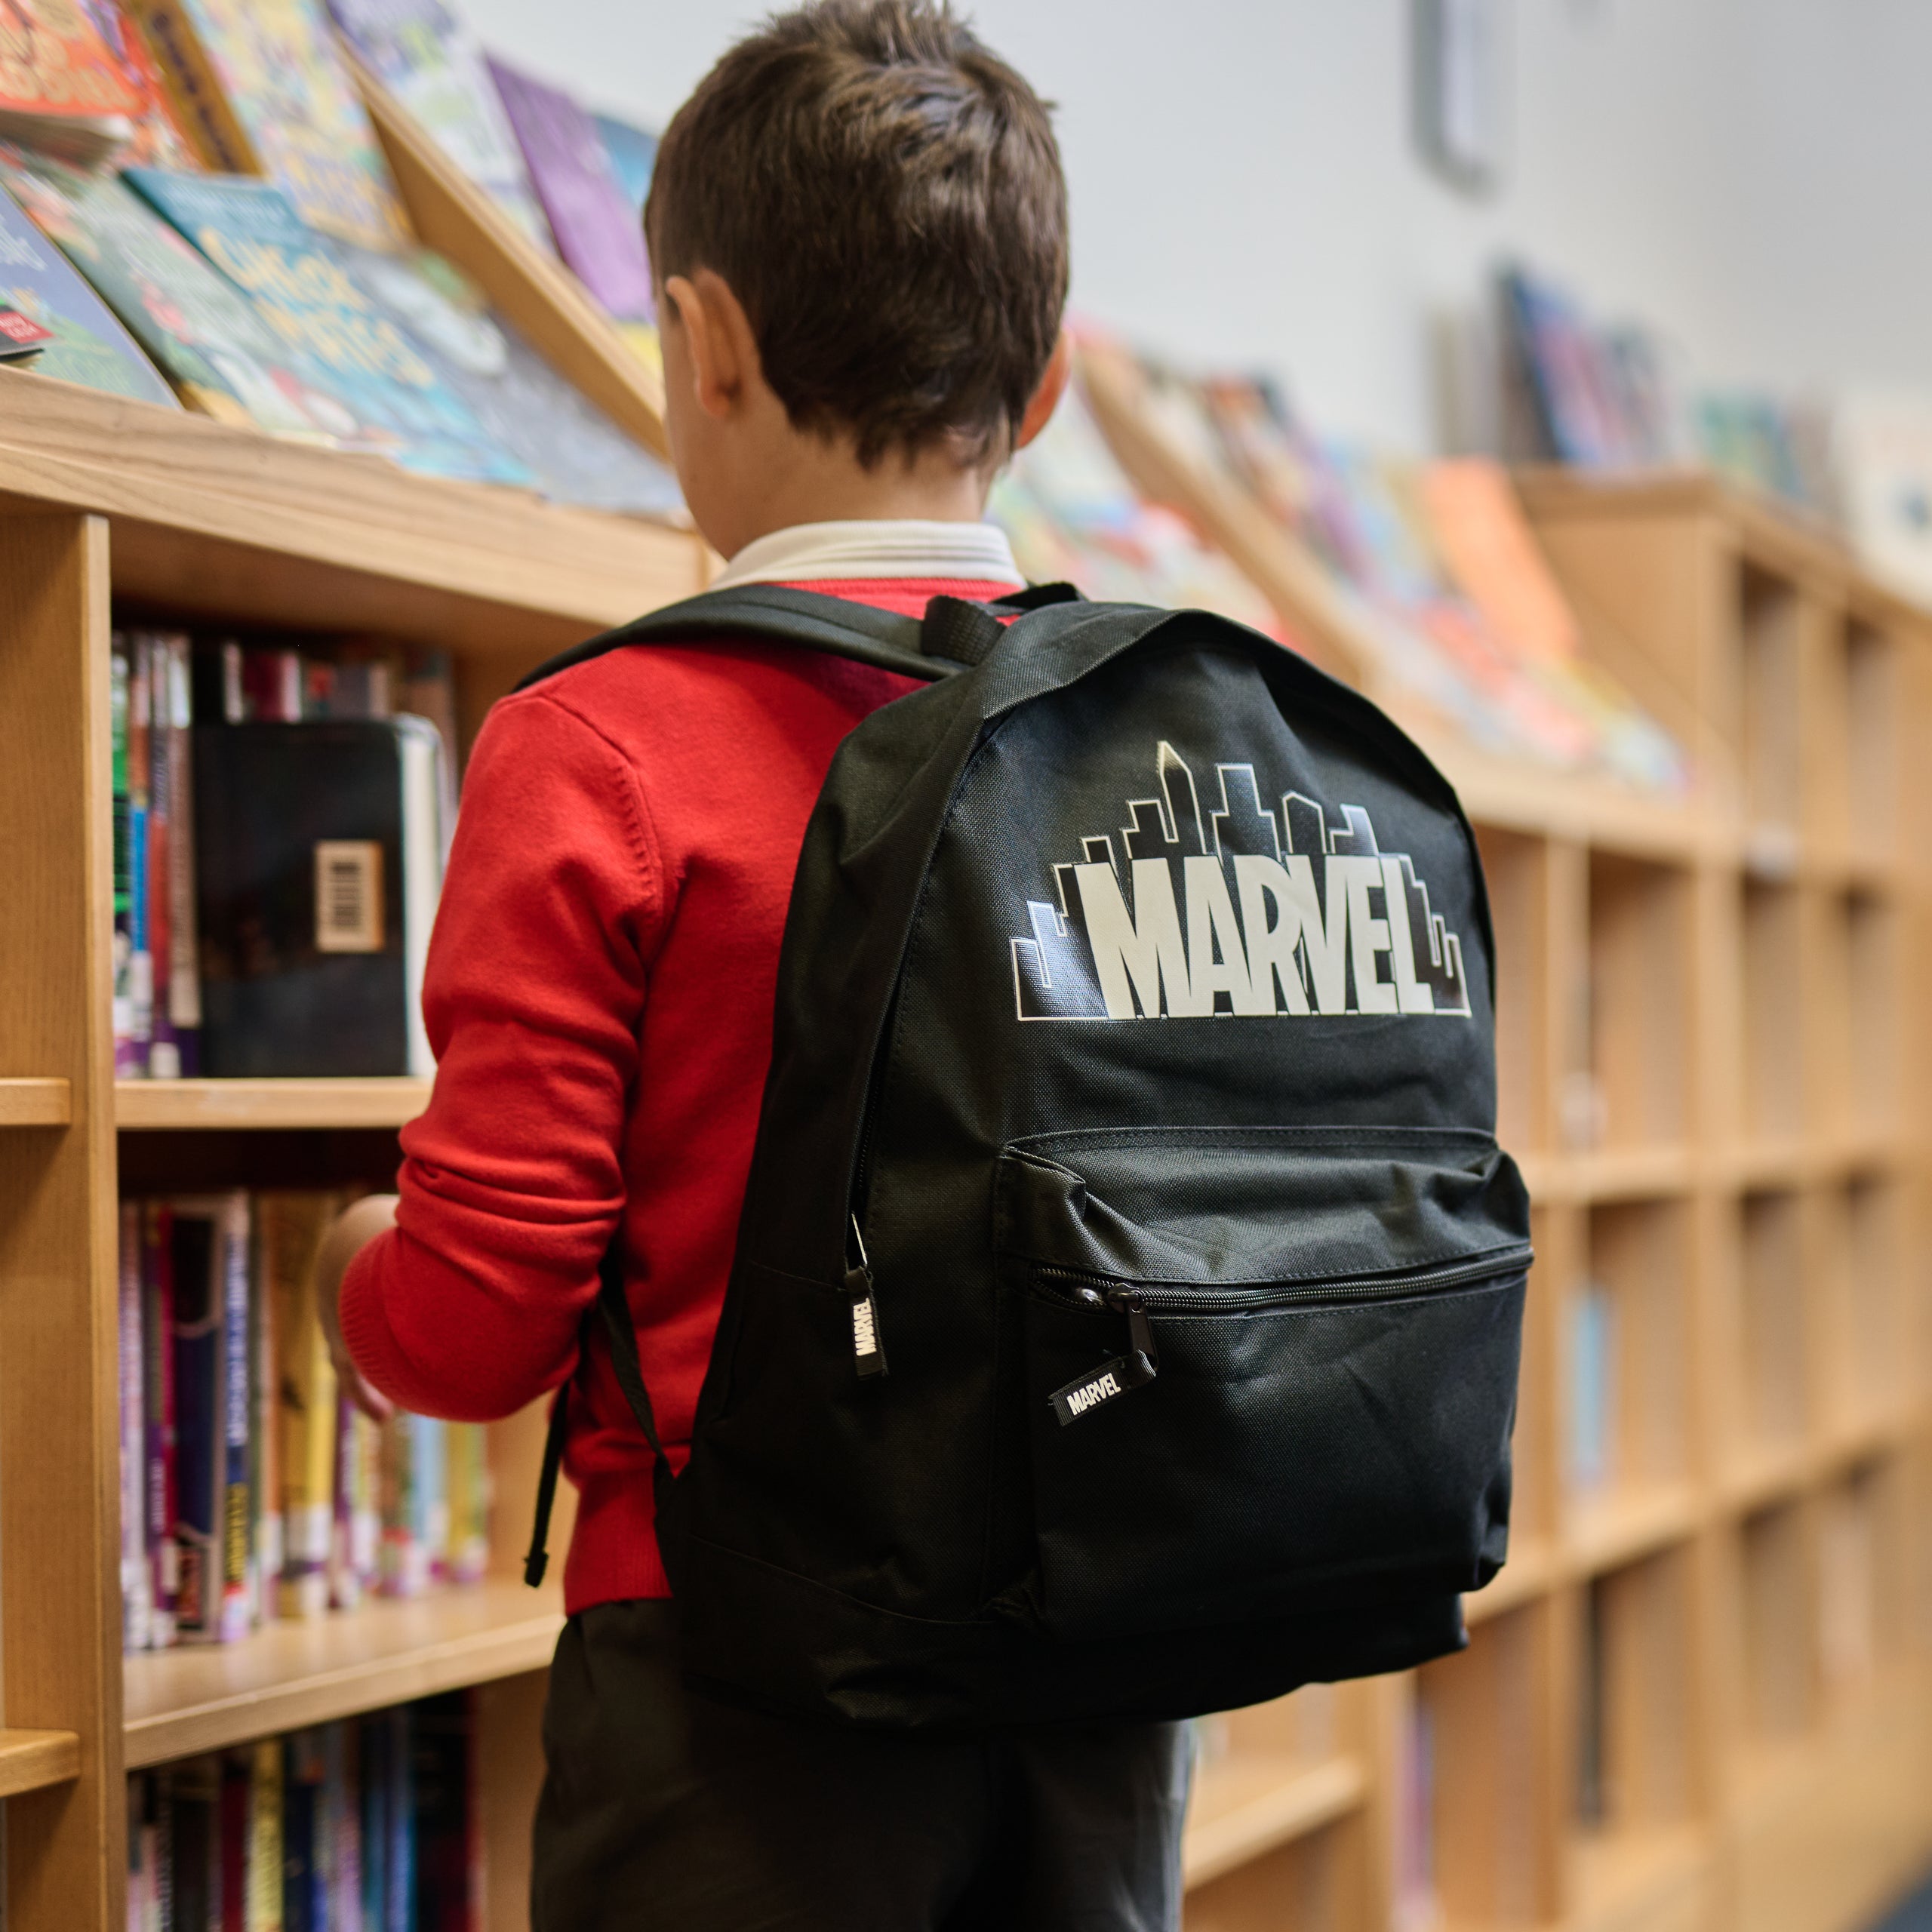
1108, 1288, 1160, 1385
848, 1216, 887, 1380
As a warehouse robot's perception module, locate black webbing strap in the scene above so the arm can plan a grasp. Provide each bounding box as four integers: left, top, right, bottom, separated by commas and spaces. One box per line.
523, 1248, 672, 1588
513, 580, 1084, 695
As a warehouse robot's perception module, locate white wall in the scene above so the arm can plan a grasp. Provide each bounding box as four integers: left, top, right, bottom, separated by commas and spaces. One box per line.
461, 0, 1932, 451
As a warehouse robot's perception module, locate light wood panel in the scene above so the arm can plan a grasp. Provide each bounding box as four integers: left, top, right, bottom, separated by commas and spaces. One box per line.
122, 1582, 565, 1768
0, 1730, 81, 1798
0, 515, 125, 1929
0, 1081, 71, 1128
115, 1078, 431, 1131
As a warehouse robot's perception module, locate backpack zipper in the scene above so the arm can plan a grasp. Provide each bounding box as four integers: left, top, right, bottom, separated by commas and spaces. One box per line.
1035, 1244, 1531, 1318
1038, 1246, 1530, 1424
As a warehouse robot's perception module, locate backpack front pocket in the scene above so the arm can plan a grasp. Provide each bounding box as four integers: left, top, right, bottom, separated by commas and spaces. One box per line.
997, 1128, 1531, 1640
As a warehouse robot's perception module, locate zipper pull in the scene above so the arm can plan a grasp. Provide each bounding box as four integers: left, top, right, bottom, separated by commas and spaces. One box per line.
847, 1215, 887, 1380
1108, 1288, 1160, 1386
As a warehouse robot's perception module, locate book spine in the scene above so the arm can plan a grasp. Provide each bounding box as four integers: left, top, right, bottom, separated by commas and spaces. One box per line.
329, 1390, 361, 1613
253, 1207, 281, 1626
281, 1731, 321, 1932
126, 0, 260, 174
444, 1423, 489, 1586
378, 1409, 419, 1598
278, 1211, 340, 1622
143, 1202, 178, 1647
219, 1752, 250, 1932
386, 1706, 413, 1932
121, 1201, 153, 1652
413, 1413, 448, 1586
353, 1405, 382, 1601
219, 1194, 254, 1643
165, 635, 202, 1072
112, 638, 137, 1075
127, 640, 154, 1075
245, 1737, 285, 1932
325, 1719, 364, 1932
143, 635, 179, 1079
169, 1200, 221, 1641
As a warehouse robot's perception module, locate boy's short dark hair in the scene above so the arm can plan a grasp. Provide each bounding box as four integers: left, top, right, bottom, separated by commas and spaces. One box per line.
646, 0, 1069, 467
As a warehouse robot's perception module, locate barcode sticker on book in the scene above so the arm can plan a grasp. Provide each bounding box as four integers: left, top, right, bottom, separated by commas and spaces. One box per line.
314, 841, 383, 953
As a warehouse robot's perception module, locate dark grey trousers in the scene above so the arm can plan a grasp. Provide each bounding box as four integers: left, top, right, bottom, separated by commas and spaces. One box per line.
532, 1600, 1192, 1931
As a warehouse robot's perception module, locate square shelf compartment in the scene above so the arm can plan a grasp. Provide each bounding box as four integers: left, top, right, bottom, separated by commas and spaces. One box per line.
1185, 1817, 1361, 1932
1810, 891, 1902, 1139
1731, 1190, 1809, 1466
1740, 881, 1804, 1144
1815, 1174, 1907, 1434
1474, 826, 1548, 1155
1584, 856, 1692, 1152
1731, 1500, 1816, 1762
1575, 1546, 1702, 1872
1737, 567, 1803, 854
1412, 1600, 1559, 1927
1814, 617, 1902, 863
1816, 1457, 1908, 1711
1567, 1200, 1694, 1524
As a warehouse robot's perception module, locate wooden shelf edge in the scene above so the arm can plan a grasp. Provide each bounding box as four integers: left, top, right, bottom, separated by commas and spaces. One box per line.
124, 1585, 565, 1767
0, 1728, 81, 1798
0, 1077, 71, 1128
116, 1077, 432, 1131
1182, 1752, 1367, 1890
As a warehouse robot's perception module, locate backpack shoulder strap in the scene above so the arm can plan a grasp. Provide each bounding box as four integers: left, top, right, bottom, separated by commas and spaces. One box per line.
512, 581, 1084, 694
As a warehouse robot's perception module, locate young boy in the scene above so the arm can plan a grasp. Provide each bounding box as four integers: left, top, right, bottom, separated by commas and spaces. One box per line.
316, 4, 1191, 1926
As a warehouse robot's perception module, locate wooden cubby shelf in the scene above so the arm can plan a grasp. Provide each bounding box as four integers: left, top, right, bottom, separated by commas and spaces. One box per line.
114, 1078, 433, 1132
0, 1730, 82, 1798
122, 1581, 565, 1770
0, 1078, 72, 1128
1182, 1753, 1368, 1890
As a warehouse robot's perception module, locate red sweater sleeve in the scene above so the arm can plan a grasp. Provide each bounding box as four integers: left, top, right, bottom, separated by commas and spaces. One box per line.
338, 687, 658, 1421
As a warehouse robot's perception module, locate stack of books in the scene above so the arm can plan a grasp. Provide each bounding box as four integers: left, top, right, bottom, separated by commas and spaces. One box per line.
118, 1191, 491, 1654
112, 629, 456, 1082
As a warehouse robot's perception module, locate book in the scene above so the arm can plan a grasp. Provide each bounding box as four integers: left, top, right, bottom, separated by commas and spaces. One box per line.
594, 109, 657, 227
325, 0, 549, 247
79, 0, 201, 168
119, 1199, 154, 1651
111, 641, 142, 1075
165, 1755, 222, 1930
127, 166, 535, 485
261, 1191, 342, 1619
332, 239, 681, 512
157, 633, 203, 1072
1834, 390, 1932, 606
192, 717, 448, 1077
0, 173, 177, 405
248, 1737, 285, 1932
1420, 460, 1582, 666
0, 0, 139, 167
168, 1192, 252, 1642
1569, 1279, 1617, 1494
141, 633, 180, 1078
0, 152, 334, 433
141, 1201, 180, 1645
485, 52, 653, 321
411, 1693, 478, 1931
128, 0, 411, 251
283, 1729, 328, 1932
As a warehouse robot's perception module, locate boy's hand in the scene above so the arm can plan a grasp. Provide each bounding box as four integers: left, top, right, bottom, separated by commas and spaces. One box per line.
316, 1194, 401, 1423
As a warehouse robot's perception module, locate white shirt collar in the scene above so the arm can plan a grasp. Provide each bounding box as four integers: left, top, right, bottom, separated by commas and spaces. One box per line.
711, 518, 1021, 589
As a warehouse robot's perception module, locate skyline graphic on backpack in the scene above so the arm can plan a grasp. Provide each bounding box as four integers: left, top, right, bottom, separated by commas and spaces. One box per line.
522, 582, 1531, 1728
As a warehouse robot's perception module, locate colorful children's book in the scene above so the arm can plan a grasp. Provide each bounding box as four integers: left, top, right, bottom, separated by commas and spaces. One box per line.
0, 0, 139, 165
168, 1192, 251, 1642
127, 167, 533, 484
263, 1191, 342, 1620
593, 109, 657, 225
0, 175, 176, 404
335, 240, 680, 512
141, 1202, 180, 1645
78, 0, 201, 168
325, 0, 549, 246
0, 152, 333, 434
128, 0, 411, 251
485, 53, 653, 321
119, 1200, 153, 1651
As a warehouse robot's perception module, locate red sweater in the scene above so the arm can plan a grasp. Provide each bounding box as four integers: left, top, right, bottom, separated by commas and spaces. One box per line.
339, 575, 1020, 1614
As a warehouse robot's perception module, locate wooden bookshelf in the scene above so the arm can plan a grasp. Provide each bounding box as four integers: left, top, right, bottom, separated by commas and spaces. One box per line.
1073, 374, 1932, 1932
122, 1582, 565, 1769
0, 366, 688, 1932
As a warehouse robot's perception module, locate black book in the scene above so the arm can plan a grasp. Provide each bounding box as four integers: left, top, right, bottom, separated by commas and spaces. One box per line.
193, 718, 446, 1077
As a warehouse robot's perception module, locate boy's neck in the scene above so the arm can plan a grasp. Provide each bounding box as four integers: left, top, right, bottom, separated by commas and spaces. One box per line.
712, 427, 995, 559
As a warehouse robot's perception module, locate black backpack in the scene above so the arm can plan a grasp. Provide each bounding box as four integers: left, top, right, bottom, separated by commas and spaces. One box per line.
522, 583, 1531, 1728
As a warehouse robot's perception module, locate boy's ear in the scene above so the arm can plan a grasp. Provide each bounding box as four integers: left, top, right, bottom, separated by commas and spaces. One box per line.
1014, 331, 1073, 452
664, 269, 763, 422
